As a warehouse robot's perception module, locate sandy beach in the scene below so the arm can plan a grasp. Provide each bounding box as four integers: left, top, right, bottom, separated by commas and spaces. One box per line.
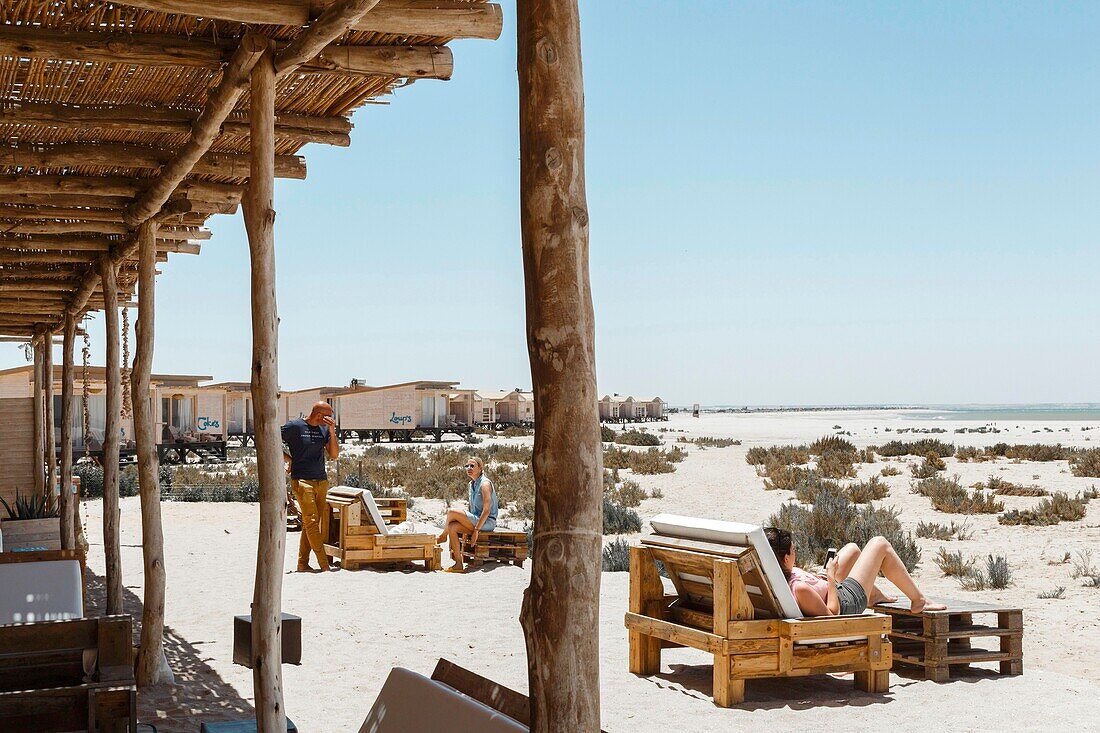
80, 409, 1100, 732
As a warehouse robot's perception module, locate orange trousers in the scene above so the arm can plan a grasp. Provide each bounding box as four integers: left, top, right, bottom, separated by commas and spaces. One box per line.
292, 478, 330, 570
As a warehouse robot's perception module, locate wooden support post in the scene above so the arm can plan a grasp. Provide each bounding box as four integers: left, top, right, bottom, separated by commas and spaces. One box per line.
133, 220, 170, 687
244, 44, 287, 733
32, 335, 45, 497
516, 2, 602, 730
100, 258, 124, 616
59, 314, 76, 549
627, 547, 662, 676
43, 329, 56, 498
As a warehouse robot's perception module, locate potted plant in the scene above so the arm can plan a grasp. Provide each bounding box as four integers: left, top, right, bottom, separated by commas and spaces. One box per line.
0, 488, 61, 551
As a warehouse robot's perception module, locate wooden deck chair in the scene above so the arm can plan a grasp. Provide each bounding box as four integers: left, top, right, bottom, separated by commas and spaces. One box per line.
323, 486, 441, 571
624, 514, 892, 706
0, 549, 86, 624
359, 659, 609, 732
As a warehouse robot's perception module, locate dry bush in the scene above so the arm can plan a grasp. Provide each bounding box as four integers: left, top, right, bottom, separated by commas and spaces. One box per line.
745, 444, 810, 466
602, 538, 632, 572
985, 476, 1048, 496
858, 447, 876, 463
607, 479, 646, 508
934, 548, 975, 577
997, 443, 1073, 462
788, 471, 844, 503
1071, 448, 1100, 478
603, 499, 642, 534
955, 446, 993, 462
913, 475, 1004, 514
880, 465, 902, 477
847, 476, 889, 503
629, 448, 677, 475
817, 450, 857, 479
911, 453, 946, 479
959, 554, 1013, 591
615, 430, 661, 447
1038, 586, 1066, 599
998, 491, 1092, 526
915, 520, 973, 541
810, 435, 856, 454
763, 463, 813, 491
875, 440, 955, 458
600, 425, 616, 442
687, 436, 740, 448
767, 492, 920, 571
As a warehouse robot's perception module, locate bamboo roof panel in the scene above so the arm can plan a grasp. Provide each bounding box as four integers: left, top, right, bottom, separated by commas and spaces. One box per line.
0, 0, 497, 334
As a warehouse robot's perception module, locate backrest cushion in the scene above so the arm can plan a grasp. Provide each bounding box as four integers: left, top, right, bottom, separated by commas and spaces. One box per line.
0, 559, 84, 625
360, 667, 527, 733
333, 486, 390, 537
649, 514, 803, 619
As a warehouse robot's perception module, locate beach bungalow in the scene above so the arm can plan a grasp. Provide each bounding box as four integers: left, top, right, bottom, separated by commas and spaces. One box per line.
480, 389, 535, 427
599, 393, 630, 422
205, 382, 254, 445
281, 385, 342, 425
333, 380, 473, 442
637, 396, 668, 421
447, 389, 481, 427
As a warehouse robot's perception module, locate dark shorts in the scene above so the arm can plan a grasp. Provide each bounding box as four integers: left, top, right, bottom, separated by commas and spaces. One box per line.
837, 577, 868, 615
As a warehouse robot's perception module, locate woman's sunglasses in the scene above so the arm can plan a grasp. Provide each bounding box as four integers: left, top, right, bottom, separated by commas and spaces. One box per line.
465, 464, 477, 469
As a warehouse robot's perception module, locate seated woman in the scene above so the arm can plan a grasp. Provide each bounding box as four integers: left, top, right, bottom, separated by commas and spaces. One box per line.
764, 527, 946, 616
436, 456, 498, 574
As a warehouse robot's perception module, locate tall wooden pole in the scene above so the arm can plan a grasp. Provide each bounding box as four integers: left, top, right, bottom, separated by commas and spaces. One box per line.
243, 44, 287, 733
101, 258, 124, 615
133, 220, 170, 686
32, 335, 45, 497
516, 2, 603, 731
43, 328, 57, 499
59, 314, 76, 549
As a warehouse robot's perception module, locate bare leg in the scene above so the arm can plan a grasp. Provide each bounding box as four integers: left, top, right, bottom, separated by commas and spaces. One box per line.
443, 512, 477, 572
833, 543, 896, 604
437, 508, 470, 543
848, 537, 945, 612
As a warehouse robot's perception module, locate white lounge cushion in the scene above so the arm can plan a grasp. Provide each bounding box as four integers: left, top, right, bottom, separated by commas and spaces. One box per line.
648, 514, 803, 619
359, 667, 527, 733
0, 559, 84, 625
331, 486, 390, 536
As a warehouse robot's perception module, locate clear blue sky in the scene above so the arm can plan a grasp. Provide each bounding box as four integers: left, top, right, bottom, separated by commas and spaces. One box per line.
5, 2, 1098, 405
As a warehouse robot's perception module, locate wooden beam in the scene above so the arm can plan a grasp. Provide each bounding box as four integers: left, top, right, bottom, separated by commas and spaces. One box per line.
0, 251, 169, 264
0, 221, 211, 240
275, 0, 384, 74
133, 220, 170, 687
32, 336, 45, 496
0, 176, 243, 206
0, 194, 236, 215
100, 258, 124, 616
0, 236, 201, 253
516, 2, 602, 730
1, 102, 352, 147
116, 0, 503, 40
0, 203, 213, 225
44, 327, 57, 499
59, 314, 76, 549
0, 26, 452, 80
0, 142, 307, 180
244, 44, 287, 732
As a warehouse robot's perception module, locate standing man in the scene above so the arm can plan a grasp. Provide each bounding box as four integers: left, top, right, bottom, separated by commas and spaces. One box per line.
282, 401, 340, 572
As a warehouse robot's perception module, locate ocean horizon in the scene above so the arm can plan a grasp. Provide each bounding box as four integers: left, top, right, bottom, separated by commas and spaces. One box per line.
688, 404, 1100, 422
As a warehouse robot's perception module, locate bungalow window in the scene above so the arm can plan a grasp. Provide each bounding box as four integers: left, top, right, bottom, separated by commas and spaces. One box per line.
161, 395, 195, 433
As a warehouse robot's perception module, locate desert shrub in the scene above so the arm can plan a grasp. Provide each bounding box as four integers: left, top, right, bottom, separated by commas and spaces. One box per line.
603, 446, 631, 470
745, 444, 810, 466
603, 499, 642, 535
880, 465, 902, 477
1084, 575, 1100, 589
915, 520, 973, 541
913, 475, 1004, 514
767, 491, 920, 571
810, 435, 855, 455
607, 479, 646, 508
875, 440, 955, 458
847, 476, 889, 503
1038, 586, 1066, 599
998, 491, 1091, 526
817, 450, 857, 479
1004, 443, 1072, 461
493, 464, 534, 520
1071, 448, 1100, 477
650, 487, 664, 500
956, 554, 1013, 591
688, 436, 740, 448
985, 476, 1048, 496
628, 448, 677, 475
954, 446, 990, 462
785, 471, 843, 502
602, 538, 632, 572
763, 463, 816, 492
1072, 550, 1095, 579
600, 425, 616, 442
500, 425, 533, 438
934, 548, 975, 577
615, 430, 661, 447
858, 447, 875, 463
911, 453, 946, 479
665, 445, 687, 463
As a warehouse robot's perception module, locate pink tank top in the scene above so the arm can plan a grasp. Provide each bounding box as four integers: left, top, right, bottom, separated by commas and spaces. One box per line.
788, 567, 829, 603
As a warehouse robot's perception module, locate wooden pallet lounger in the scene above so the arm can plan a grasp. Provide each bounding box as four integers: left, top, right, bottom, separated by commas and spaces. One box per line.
459, 530, 529, 568
324, 486, 440, 571
625, 514, 893, 706
0, 614, 137, 732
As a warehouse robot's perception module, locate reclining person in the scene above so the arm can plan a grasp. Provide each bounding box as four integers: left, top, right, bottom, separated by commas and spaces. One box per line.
764, 527, 946, 616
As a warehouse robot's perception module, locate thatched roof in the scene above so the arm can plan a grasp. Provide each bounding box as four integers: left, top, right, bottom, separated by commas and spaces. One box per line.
0, 0, 500, 337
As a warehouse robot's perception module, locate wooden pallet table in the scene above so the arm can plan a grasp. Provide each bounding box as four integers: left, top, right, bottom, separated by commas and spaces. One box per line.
459, 530, 528, 568
873, 597, 1022, 682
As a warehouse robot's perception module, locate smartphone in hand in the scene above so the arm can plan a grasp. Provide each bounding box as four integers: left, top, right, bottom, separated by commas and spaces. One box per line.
824, 547, 838, 569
